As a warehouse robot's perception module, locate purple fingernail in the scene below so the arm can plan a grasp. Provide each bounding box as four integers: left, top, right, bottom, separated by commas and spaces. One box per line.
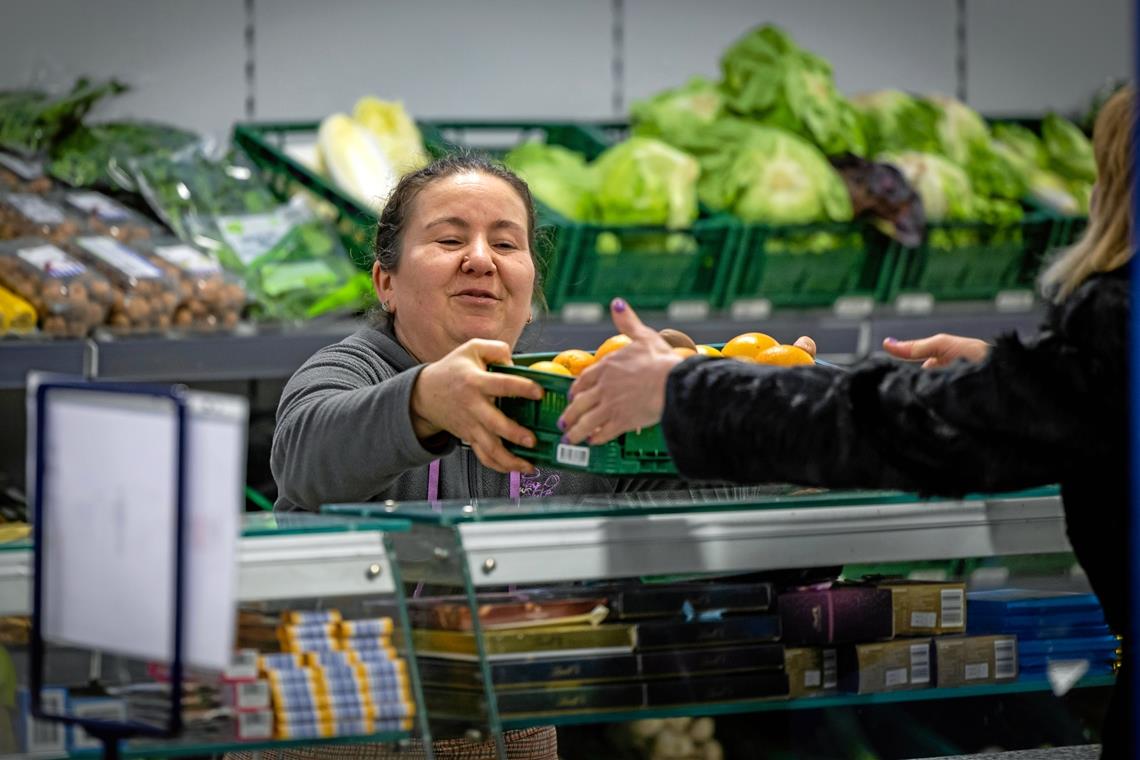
612, 298, 626, 312
560, 434, 570, 444
557, 417, 567, 431
884, 337, 898, 345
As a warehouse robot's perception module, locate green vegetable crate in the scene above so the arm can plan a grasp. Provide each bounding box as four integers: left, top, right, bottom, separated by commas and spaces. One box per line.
1015, 201, 1089, 288
489, 353, 677, 477
874, 212, 1056, 303
723, 220, 894, 310
235, 120, 614, 308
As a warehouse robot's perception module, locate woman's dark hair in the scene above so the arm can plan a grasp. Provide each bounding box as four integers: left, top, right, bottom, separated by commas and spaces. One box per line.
373, 153, 547, 319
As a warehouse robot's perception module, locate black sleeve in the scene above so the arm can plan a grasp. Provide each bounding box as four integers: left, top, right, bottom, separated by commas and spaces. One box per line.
661, 279, 1125, 495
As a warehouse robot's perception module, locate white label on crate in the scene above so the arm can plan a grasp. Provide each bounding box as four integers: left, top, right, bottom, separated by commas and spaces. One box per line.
964, 662, 990, 681
6, 193, 65, 224
17, 244, 85, 278
561, 302, 605, 323
804, 669, 822, 688
236, 680, 271, 709
238, 710, 273, 740
896, 292, 934, 315
995, 289, 1035, 313
77, 236, 163, 279
67, 191, 129, 221
26, 689, 67, 753
555, 444, 590, 469
154, 243, 221, 275
667, 300, 709, 322
910, 611, 938, 629
0, 152, 43, 179
216, 210, 292, 265
884, 667, 908, 687
71, 700, 127, 750
822, 649, 838, 689
994, 638, 1017, 679
910, 643, 931, 684
833, 295, 874, 319
940, 589, 965, 628
731, 298, 772, 321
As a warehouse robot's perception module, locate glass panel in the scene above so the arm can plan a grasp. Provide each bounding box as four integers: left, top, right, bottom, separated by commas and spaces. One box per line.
324, 485, 1061, 525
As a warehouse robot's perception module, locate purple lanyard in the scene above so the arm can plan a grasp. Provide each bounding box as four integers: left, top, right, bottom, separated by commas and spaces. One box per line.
416, 460, 521, 598
427, 459, 520, 506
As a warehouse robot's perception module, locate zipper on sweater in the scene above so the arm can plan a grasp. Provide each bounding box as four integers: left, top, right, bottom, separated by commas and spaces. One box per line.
465, 446, 478, 498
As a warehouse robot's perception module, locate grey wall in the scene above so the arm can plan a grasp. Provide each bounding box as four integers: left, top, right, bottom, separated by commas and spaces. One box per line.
0, 0, 1130, 138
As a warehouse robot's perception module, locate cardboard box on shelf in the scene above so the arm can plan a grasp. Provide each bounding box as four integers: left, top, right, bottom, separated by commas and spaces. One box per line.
778, 587, 894, 645
784, 647, 838, 698
934, 635, 1018, 688
838, 638, 932, 695
877, 581, 966, 636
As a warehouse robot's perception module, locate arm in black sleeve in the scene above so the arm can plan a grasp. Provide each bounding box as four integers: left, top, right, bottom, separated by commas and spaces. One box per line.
661, 282, 1124, 495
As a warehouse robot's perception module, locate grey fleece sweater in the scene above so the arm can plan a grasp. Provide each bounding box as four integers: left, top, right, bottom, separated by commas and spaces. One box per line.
272, 324, 640, 512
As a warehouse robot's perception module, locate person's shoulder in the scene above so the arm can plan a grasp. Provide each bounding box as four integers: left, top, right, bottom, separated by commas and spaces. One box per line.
1053, 265, 1130, 329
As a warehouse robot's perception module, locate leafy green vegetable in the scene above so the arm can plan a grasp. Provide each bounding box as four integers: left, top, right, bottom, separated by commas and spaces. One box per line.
992, 122, 1048, 168
0, 79, 127, 156
878, 151, 976, 222
1028, 168, 1083, 216
503, 141, 596, 222
927, 95, 989, 166
630, 77, 727, 154
48, 120, 197, 190
965, 139, 1029, 201
719, 25, 865, 156
592, 137, 699, 229
1042, 113, 1096, 183
852, 90, 941, 155
701, 126, 852, 224
131, 144, 354, 320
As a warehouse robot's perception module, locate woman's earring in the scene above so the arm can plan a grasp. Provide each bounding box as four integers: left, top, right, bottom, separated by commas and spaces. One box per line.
526, 313, 534, 324
380, 301, 392, 313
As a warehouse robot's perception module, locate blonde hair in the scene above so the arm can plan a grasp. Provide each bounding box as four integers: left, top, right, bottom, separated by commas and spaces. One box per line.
1040, 86, 1135, 301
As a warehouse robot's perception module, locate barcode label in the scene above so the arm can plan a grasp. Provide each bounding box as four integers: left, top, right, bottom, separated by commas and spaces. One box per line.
237, 680, 271, 708
994, 638, 1017, 679
561, 302, 604, 323
884, 667, 908, 687
910, 643, 931, 684
910, 611, 937, 629
18, 243, 85, 277
804, 669, 822, 687
940, 589, 965, 628
822, 649, 838, 689
556, 443, 590, 468
730, 298, 772, 321
965, 662, 990, 680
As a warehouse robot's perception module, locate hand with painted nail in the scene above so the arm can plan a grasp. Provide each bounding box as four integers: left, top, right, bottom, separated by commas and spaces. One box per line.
559, 299, 682, 446
882, 333, 991, 369
411, 338, 542, 474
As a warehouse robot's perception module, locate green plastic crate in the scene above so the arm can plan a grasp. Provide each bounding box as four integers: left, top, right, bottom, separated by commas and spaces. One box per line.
875, 212, 1055, 303
233, 121, 377, 269
553, 218, 740, 314
233, 120, 609, 308
1016, 202, 1089, 288
490, 353, 676, 477
724, 221, 892, 309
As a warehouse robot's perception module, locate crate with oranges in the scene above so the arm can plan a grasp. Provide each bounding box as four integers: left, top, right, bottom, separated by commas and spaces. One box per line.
489, 329, 815, 475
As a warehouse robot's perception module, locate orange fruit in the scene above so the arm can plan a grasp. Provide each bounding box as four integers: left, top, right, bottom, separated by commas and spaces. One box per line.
528, 360, 573, 376
672, 347, 697, 359
753, 345, 814, 367
553, 349, 596, 376
721, 332, 778, 360
695, 344, 723, 358
594, 334, 632, 360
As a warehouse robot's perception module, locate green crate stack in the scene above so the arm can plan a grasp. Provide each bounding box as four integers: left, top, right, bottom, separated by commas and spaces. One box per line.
1015, 202, 1089, 288
873, 212, 1055, 303
724, 221, 893, 309
490, 353, 676, 476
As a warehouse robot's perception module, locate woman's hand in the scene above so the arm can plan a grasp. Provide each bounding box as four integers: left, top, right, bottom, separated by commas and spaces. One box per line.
411, 339, 543, 473
883, 334, 991, 369
559, 299, 682, 446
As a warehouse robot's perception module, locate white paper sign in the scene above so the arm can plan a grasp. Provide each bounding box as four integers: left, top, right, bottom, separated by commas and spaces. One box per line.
37, 385, 246, 670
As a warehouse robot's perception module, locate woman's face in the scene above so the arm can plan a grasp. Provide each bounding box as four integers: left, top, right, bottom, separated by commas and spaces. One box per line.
375, 172, 535, 363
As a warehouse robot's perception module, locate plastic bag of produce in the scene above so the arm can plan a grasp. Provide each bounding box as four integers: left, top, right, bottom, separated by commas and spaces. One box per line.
0, 192, 84, 244
48, 120, 198, 191
130, 142, 355, 320
68, 235, 180, 334
140, 240, 246, 331
0, 238, 112, 337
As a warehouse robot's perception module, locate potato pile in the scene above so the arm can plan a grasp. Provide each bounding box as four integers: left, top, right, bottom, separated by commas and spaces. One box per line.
70, 236, 179, 333
0, 240, 112, 337
0, 193, 82, 244
624, 717, 723, 760
143, 241, 246, 331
